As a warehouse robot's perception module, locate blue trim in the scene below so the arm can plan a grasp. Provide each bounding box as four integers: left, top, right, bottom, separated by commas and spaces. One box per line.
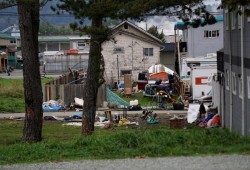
175, 17, 224, 26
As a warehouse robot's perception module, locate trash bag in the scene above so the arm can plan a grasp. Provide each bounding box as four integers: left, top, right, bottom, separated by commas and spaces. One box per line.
127, 104, 142, 111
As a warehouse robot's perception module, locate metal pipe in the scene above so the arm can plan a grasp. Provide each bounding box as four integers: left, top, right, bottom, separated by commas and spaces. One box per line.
241, 7, 245, 135
229, 10, 233, 132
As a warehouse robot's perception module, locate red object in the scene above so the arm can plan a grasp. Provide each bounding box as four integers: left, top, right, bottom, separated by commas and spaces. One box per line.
149, 72, 168, 80
69, 49, 78, 54
195, 77, 208, 85
137, 81, 148, 90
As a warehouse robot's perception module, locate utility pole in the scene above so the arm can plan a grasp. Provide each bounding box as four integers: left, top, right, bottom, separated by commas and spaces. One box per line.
131, 41, 134, 71
117, 55, 119, 84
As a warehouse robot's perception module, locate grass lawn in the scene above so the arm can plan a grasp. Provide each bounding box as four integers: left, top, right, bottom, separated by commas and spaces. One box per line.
116, 91, 174, 109
0, 77, 54, 113
0, 119, 250, 165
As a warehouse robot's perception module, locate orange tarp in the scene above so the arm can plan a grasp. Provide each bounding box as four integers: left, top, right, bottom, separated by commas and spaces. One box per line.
149, 71, 168, 80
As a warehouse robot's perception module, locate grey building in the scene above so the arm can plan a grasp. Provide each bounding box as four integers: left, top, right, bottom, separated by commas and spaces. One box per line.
221, 8, 250, 136
175, 18, 224, 58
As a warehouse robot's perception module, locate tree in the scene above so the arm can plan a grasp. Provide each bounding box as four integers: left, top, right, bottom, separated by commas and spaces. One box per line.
39, 21, 77, 35
0, 0, 48, 142
54, 0, 216, 136
147, 25, 166, 42
17, 0, 43, 142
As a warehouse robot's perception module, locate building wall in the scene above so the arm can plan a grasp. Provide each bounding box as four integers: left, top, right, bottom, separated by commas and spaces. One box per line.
188, 21, 223, 57
223, 13, 250, 136
0, 39, 13, 46
160, 52, 175, 71
102, 32, 161, 84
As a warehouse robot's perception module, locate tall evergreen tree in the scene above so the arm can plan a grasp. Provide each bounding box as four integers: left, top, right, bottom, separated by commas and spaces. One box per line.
147, 25, 166, 42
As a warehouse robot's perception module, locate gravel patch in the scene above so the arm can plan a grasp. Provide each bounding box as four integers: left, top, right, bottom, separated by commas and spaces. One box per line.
1, 154, 250, 170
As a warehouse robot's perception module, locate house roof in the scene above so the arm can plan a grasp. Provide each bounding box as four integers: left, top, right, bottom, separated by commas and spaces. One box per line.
0, 33, 16, 40
175, 17, 224, 30
111, 20, 163, 44
38, 35, 90, 43
39, 36, 70, 42
161, 43, 175, 52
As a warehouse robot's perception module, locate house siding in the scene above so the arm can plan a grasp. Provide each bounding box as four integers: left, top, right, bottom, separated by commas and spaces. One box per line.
188, 21, 223, 57
223, 12, 250, 136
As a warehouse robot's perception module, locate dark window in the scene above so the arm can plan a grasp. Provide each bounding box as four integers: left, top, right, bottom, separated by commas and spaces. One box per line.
204, 30, 220, 38
143, 48, 154, 56
10, 40, 16, 44
113, 47, 124, 54
121, 70, 131, 75
124, 23, 128, 29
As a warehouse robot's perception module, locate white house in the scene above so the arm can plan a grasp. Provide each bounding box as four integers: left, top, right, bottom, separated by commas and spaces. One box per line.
38, 35, 90, 72
175, 17, 224, 58
101, 20, 163, 85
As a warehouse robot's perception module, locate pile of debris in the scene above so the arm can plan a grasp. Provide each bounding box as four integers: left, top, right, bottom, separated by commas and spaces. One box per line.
42, 99, 65, 111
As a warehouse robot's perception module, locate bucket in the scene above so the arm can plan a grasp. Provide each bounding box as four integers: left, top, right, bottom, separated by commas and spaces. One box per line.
103, 101, 108, 108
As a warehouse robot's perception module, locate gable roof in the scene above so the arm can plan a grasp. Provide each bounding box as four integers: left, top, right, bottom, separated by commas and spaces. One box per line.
112, 20, 163, 44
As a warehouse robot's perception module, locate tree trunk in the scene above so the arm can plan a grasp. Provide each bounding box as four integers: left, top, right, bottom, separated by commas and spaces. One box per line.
82, 17, 103, 136
18, 0, 43, 142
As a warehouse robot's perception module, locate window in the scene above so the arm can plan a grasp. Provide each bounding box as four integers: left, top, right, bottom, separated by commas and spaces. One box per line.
78, 41, 86, 47
239, 75, 243, 99
143, 48, 153, 56
10, 40, 16, 44
232, 72, 237, 95
124, 23, 128, 29
226, 69, 230, 90
204, 30, 219, 38
238, 5, 243, 29
113, 47, 124, 54
121, 70, 131, 76
225, 9, 229, 30
238, 12, 242, 29
231, 11, 236, 30
247, 76, 250, 99
77, 41, 90, 50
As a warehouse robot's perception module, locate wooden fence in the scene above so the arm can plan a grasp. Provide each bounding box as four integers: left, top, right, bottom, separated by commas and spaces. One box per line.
42, 73, 106, 107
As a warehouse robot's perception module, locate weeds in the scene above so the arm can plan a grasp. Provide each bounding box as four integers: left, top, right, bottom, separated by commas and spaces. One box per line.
0, 120, 250, 165
0, 78, 53, 113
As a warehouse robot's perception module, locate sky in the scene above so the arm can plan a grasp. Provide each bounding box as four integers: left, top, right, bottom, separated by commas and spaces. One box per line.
136, 0, 222, 35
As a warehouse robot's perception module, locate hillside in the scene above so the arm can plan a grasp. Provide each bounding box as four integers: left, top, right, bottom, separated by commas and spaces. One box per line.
0, 2, 77, 31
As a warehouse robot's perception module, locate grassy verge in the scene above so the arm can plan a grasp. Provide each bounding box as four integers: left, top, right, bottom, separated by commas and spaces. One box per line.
0, 78, 54, 113
116, 91, 158, 107
116, 91, 174, 109
0, 119, 250, 165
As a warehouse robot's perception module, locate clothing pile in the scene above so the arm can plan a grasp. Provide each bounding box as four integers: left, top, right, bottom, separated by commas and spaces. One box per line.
196, 107, 221, 128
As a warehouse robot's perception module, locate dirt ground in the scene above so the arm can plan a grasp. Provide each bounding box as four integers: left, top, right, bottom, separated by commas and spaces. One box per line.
117, 111, 188, 129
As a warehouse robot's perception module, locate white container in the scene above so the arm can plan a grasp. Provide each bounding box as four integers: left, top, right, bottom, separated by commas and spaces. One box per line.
130, 100, 138, 106
103, 101, 108, 107
134, 99, 138, 105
